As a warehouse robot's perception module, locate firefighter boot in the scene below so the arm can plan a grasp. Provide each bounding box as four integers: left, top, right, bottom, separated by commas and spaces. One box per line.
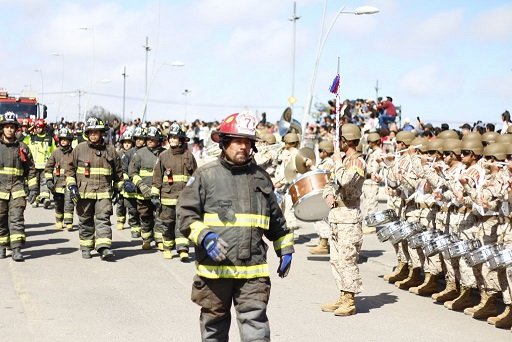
179, 251, 189, 262
157, 242, 164, 251
55, 221, 64, 230
395, 267, 423, 290
0, 248, 6, 259
444, 286, 474, 311
488, 305, 512, 329
82, 250, 92, 259
162, 250, 173, 259
334, 292, 356, 317
410, 273, 438, 296
384, 262, 408, 282
432, 281, 459, 303
100, 248, 115, 261
469, 292, 498, 319
66, 224, 73, 231
309, 238, 329, 255
11, 248, 24, 262
43, 199, 54, 209
321, 291, 344, 312
131, 231, 141, 239
142, 240, 152, 250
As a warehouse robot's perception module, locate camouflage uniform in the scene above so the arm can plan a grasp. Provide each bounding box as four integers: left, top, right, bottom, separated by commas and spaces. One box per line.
362, 144, 383, 229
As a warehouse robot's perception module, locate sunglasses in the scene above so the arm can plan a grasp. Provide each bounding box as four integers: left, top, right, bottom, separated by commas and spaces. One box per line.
461, 150, 472, 156
443, 151, 452, 156
427, 150, 438, 155
484, 155, 495, 161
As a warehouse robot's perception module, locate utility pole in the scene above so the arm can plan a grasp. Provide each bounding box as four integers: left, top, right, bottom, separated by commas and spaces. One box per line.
122, 66, 127, 123
374, 80, 380, 100
77, 89, 84, 122
142, 36, 151, 122
288, 1, 301, 107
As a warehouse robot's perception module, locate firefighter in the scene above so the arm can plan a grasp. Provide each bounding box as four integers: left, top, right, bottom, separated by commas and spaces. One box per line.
23, 118, 56, 209
129, 126, 166, 250
152, 123, 197, 261
116, 131, 134, 230
65, 117, 123, 260
44, 128, 75, 231
0, 112, 38, 261
178, 112, 294, 341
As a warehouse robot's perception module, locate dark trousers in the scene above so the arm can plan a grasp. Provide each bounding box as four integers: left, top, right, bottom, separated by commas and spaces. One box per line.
191, 276, 271, 342
54, 191, 74, 225
158, 204, 189, 252
125, 197, 141, 234
0, 197, 26, 248
76, 198, 113, 251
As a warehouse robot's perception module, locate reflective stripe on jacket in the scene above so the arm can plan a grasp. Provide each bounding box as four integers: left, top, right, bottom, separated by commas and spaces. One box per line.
0, 139, 37, 199
45, 146, 73, 194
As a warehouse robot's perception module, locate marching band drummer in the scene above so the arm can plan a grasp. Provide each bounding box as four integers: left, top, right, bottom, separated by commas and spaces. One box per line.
254, 133, 281, 179
320, 124, 366, 317
274, 132, 301, 231
302, 139, 336, 255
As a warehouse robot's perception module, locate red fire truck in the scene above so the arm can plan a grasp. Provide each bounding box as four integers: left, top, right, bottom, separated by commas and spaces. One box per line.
0, 89, 47, 124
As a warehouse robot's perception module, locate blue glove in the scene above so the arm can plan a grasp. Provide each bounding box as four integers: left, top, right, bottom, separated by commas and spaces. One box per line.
277, 254, 292, 278
124, 180, 136, 193
202, 232, 228, 262
68, 185, 81, 204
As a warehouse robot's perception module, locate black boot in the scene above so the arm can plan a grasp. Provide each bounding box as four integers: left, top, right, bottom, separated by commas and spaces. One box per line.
11, 247, 24, 262
82, 250, 92, 259
0, 248, 6, 259
99, 248, 114, 261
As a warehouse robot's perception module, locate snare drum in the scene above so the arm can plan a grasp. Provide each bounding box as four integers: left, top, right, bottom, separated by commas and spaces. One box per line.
376, 221, 403, 243
289, 170, 330, 222
446, 239, 482, 259
486, 249, 512, 270
388, 222, 424, 245
407, 230, 442, 249
422, 234, 459, 257
365, 209, 398, 227
464, 244, 504, 267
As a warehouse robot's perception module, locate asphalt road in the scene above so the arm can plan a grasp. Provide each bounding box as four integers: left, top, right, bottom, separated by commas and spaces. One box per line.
1, 204, 511, 342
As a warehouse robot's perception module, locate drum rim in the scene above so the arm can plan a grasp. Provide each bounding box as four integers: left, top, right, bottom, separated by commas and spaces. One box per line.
292, 190, 327, 210
291, 169, 330, 185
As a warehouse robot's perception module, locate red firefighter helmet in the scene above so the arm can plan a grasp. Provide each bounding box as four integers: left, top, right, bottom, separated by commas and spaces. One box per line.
34, 118, 46, 129
211, 112, 259, 143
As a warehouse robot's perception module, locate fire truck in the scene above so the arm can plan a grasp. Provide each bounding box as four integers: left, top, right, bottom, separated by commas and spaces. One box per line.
0, 89, 47, 124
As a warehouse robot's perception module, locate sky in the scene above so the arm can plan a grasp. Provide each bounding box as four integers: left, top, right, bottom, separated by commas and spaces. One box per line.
0, 0, 511, 128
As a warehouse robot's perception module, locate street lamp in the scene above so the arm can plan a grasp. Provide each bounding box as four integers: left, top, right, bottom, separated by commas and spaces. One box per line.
182, 89, 191, 123
142, 36, 151, 122
52, 52, 65, 121
33, 69, 44, 105
300, 4, 379, 135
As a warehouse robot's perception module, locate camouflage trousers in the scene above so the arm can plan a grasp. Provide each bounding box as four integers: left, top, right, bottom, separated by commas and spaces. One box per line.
362, 182, 379, 226
443, 211, 477, 288
283, 193, 298, 229
313, 219, 330, 239
496, 221, 512, 304
472, 216, 500, 293
415, 207, 442, 275
328, 207, 363, 294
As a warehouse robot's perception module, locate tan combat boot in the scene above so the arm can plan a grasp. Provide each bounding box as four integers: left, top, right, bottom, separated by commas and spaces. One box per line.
395, 267, 423, 290
384, 262, 408, 282
55, 221, 63, 230
309, 238, 329, 255
410, 273, 438, 296
334, 292, 356, 316
432, 281, 459, 303
470, 292, 498, 319
321, 291, 344, 312
445, 286, 475, 311
488, 305, 512, 328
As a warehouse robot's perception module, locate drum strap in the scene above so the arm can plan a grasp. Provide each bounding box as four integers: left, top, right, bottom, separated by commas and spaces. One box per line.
336, 198, 359, 208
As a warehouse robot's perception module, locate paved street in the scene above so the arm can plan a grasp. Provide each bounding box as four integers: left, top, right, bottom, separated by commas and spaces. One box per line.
1, 205, 511, 342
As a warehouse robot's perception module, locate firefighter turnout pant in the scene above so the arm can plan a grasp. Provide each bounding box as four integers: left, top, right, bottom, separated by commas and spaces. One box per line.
0, 197, 27, 248
35, 169, 50, 201
76, 198, 113, 251
116, 198, 126, 225
137, 199, 162, 243
54, 191, 74, 226
125, 197, 141, 236
191, 275, 271, 342
158, 204, 189, 253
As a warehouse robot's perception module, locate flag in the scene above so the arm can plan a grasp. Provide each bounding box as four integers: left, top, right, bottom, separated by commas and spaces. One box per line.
329, 74, 340, 94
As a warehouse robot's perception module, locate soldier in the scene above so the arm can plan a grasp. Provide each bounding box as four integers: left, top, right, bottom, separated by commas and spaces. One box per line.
66, 117, 123, 260
321, 123, 366, 316
152, 123, 197, 261
44, 128, 75, 231
307, 139, 335, 255
178, 112, 294, 341
362, 132, 384, 234
23, 118, 56, 208
254, 133, 281, 178
129, 126, 166, 250
115, 131, 134, 230
0, 112, 38, 261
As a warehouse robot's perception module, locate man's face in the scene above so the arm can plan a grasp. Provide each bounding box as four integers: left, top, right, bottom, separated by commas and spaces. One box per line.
135, 138, 145, 148
461, 150, 476, 166
88, 130, 102, 143
123, 141, 133, 150
60, 138, 70, 147
3, 124, 16, 140
225, 137, 252, 165
146, 138, 159, 149
35, 126, 44, 134
168, 135, 180, 147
